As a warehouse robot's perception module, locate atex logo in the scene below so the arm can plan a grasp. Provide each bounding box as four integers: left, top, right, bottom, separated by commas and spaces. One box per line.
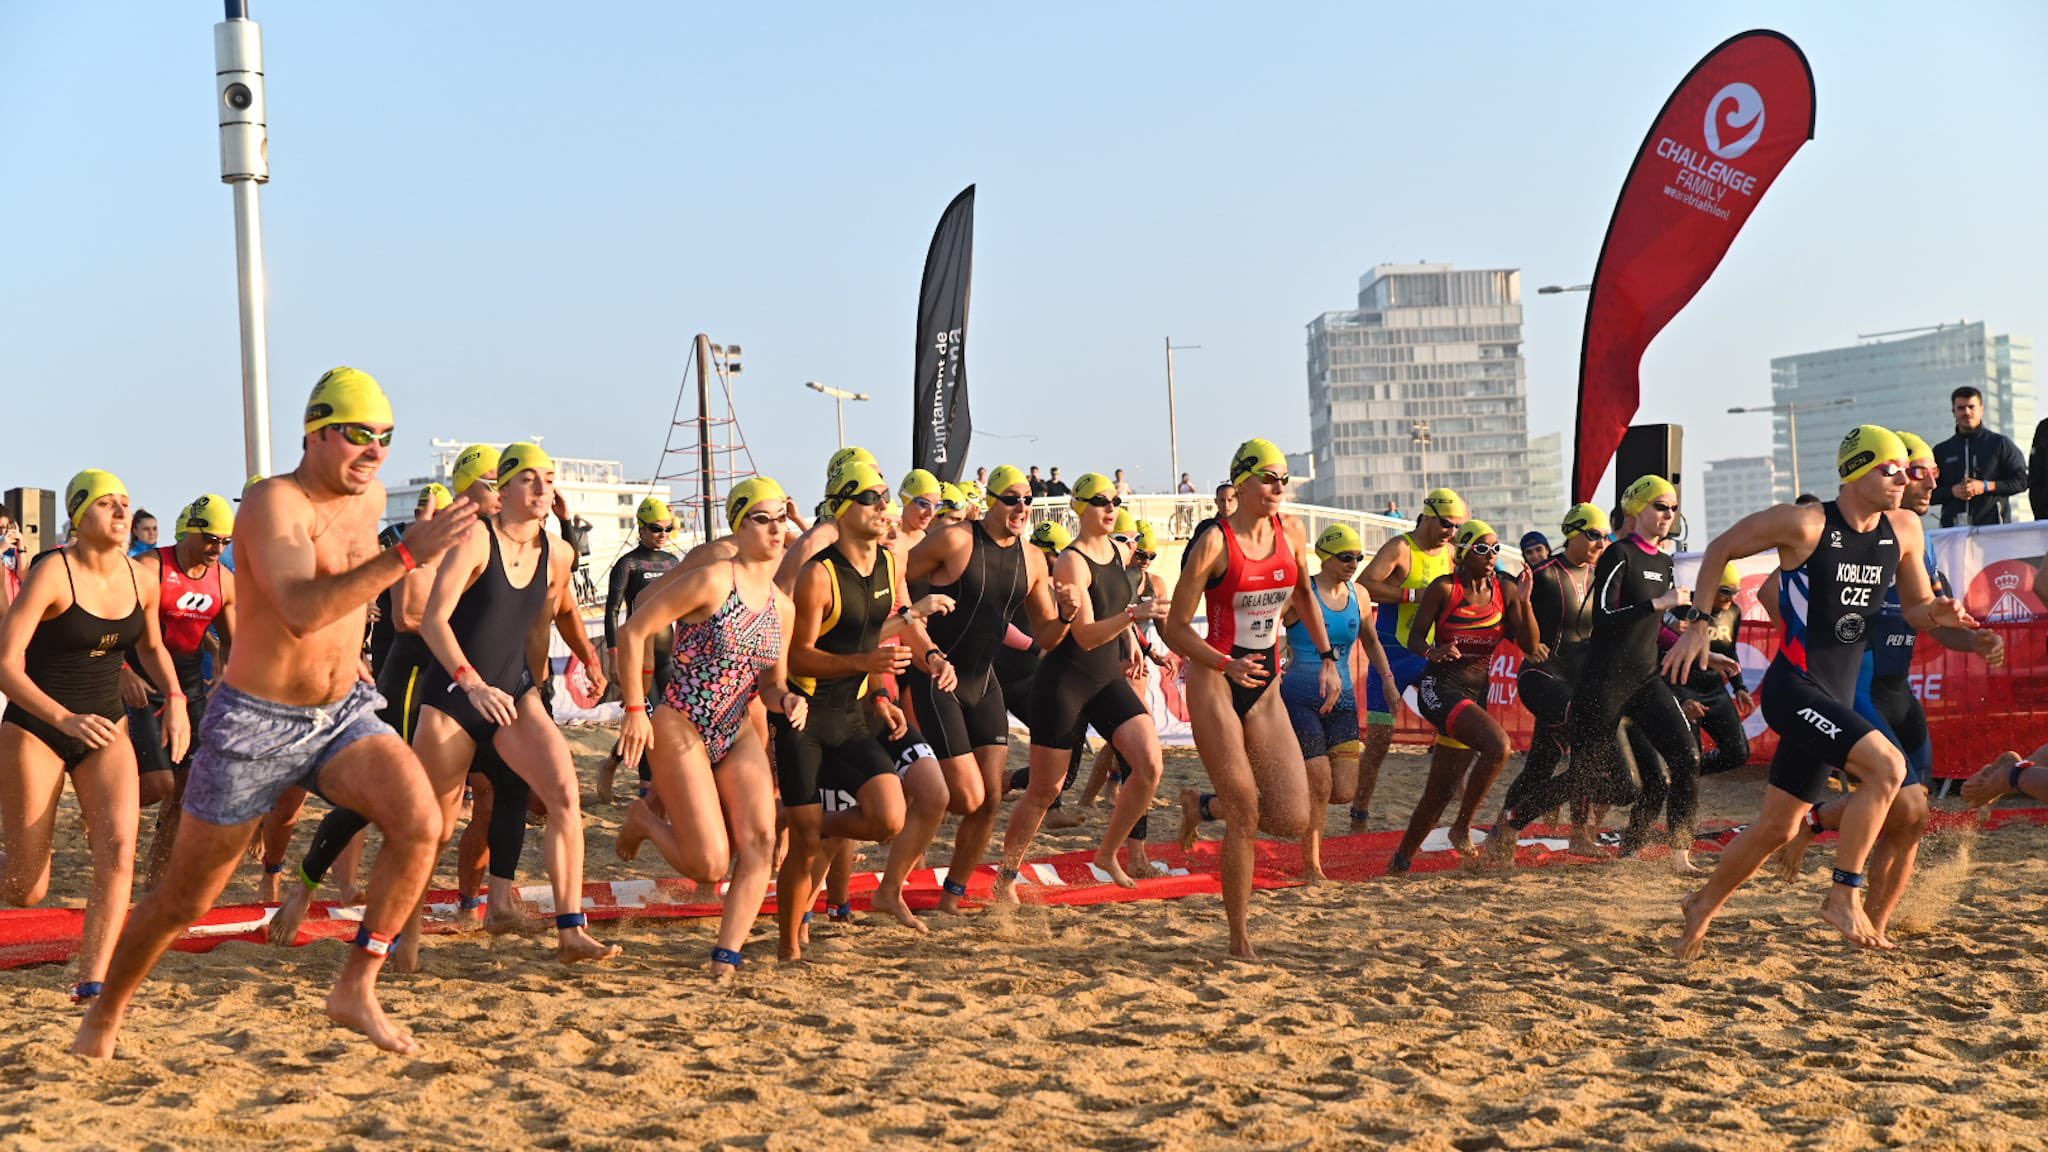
1796, 706, 1843, 739
1704, 83, 1766, 160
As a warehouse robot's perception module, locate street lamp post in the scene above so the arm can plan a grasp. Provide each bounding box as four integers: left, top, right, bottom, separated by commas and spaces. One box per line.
216, 1, 271, 479
806, 381, 871, 449
1165, 338, 1200, 487
1411, 420, 1433, 501
1727, 396, 1855, 499
1536, 283, 1593, 295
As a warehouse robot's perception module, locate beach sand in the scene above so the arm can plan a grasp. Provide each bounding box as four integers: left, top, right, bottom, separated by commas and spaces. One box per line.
5, 732, 2048, 1151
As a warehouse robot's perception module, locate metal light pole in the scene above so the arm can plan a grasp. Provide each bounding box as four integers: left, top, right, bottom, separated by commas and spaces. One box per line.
806, 382, 871, 449
1165, 338, 1200, 486
216, 1, 271, 479
1411, 420, 1433, 500
1728, 396, 1854, 499
1535, 283, 1592, 295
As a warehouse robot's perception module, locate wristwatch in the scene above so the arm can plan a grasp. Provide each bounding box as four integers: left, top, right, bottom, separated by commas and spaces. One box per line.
1679, 604, 1708, 624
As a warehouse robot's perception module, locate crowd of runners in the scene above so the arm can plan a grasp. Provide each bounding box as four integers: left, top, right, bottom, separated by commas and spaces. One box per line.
0, 366, 2030, 1059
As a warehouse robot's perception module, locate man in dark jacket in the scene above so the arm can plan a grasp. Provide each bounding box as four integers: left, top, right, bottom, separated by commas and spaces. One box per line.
1933, 386, 2027, 526
2030, 418, 2048, 520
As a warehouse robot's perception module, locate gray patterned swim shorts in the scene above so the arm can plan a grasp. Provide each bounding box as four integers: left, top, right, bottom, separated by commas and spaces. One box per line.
183, 680, 393, 826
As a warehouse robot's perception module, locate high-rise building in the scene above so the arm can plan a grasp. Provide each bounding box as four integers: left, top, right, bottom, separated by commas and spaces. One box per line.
1526, 431, 1566, 537
1702, 456, 1778, 541
1767, 322, 2035, 515
1304, 264, 1533, 537
384, 439, 676, 604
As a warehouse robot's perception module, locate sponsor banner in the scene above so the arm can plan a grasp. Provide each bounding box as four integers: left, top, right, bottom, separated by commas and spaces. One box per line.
912, 185, 976, 482
1571, 31, 1816, 501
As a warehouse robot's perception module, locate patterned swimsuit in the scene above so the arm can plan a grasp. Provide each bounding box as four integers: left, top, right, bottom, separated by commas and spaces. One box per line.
662, 572, 783, 763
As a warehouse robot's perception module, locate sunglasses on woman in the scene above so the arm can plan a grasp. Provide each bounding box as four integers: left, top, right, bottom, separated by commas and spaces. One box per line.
1648, 501, 1677, 515
1328, 551, 1364, 564
334, 424, 394, 448
1575, 528, 1606, 541
1135, 549, 1157, 562
1462, 542, 1500, 557
646, 522, 675, 534
1084, 495, 1122, 509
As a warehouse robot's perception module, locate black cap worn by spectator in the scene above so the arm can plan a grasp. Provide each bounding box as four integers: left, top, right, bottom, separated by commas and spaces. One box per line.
1933, 385, 2029, 526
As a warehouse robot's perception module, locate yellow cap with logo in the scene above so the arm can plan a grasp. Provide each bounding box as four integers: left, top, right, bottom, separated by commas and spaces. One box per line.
451, 444, 501, 495
1316, 523, 1364, 558
1895, 430, 1934, 465
637, 496, 674, 527
828, 446, 878, 482
959, 480, 985, 506
1134, 519, 1158, 553
1560, 502, 1611, 537
725, 477, 789, 531
495, 442, 556, 490
1621, 475, 1677, 517
1030, 520, 1073, 554
1113, 508, 1137, 536
900, 469, 942, 502
1837, 425, 1908, 483
415, 483, 453, 513
1719, 561, 1742, 591
65, 469, 128, 521
827, 461, 889, 512
1069, 472, 1116, 514
938, 481, 967, 512
177, 493, 236, 538
1422, 488, 1468, 521
1228, 438, 1287, 486
303, 366, 393, 434
986, 464, 1029, 504
1454, 519, 1497, 556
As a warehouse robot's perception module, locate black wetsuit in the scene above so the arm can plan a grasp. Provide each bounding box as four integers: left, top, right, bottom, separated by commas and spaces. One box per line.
1761, 501, 1898, 803
906, 522, 1029, 759
606, 543, 679, 688
1670, 603, 1750, 775
1503, 537, 1699, 849
1029, 543, 1145, 752
368, 524, 405, 676
2, 553, 143, 770
1501, 555, 1596, 817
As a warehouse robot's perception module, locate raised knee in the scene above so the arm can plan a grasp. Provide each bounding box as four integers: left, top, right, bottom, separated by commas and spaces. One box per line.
688, 845, 732, 884
1859, 750, 1906, 796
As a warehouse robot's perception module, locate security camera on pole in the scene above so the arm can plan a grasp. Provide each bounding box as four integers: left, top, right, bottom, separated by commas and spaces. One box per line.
215, 1, 272, 479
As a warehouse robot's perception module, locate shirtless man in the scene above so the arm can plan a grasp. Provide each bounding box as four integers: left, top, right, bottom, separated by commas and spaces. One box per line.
73, 366, 477, 1056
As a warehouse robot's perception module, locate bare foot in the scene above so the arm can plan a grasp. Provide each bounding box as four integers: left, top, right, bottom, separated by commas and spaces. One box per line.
1673, 890, 1714, 962
708, 960, 739, 982
1772, 822, 1816, 882
1668, 848, 1707, 877
1093, 848, 1137, 889
256, 869, 283, 905
595, 755, 620, 805
871, 886, 930, 933
1178, 788, 1204, 852
557, 929, 622, 964
1482, 824, 1518, 869
1043, 807, 1086, 831
1818, 886, 1882, 950
69, 1003, 120, 1059
337, 883, 364, 907
615, 798, 653, 862
326, 981, 418, 1055
1127, 840, 1153, 878
1567, 826, 1602, 857
1962, 752, 2021, 809
1447, 825, 1474, 857
1228, 933, 1259, 962
993, 873, 1020, 905
390, 933, 422, 975
484, 902, 539, 936
268, 882, 313, 947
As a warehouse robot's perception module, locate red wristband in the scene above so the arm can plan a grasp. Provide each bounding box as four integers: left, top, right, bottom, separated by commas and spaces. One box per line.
395, 542, 418, 571
624, 703, 648, 714
454, 664, 473, 682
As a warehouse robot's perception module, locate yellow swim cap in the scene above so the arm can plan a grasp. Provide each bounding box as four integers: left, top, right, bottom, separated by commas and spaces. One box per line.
1454, 519, 1497, 556
882, 498, 903, 520
451, 444, 501, 495
1228, 438, 1287, 486
827, 460, 890, 511
1030, 520, 1073, 554
1113, 508, 1137, 536
177, 493, 236, 538
1895, 430, 1934, 465
938, 482, 967, 512
1621, 475, 1677, 517
303, 366, 393, 435
899, 469, 942, 502
1837, 425, 1908, 483
495, 442, 556, 490
828, 446, 878, 482
1422, 488, 1468, 522
1316, 523, 1364, 558
1069, 472, 1117, 514
725, 477, 790, 531
959, 480, 985, 506
1134, 519, 1159, 553
1560, 502, 1612, 537
415, 483, 453, 513
986, 464, 1029, 504
65, 469, 128, 521
637, 496, 674, 527
1719, 561, 1742, 591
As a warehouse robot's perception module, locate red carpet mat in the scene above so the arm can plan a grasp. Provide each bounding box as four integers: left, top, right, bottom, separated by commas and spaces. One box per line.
4, 806, 2041, 971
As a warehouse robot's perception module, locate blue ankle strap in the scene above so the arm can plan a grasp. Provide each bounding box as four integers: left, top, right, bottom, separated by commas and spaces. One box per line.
69, 981, 104, 1004
263, 862, 285, 875
1831, 868, 1867, 889
829, 902, 854, 921
556, 912, 588, 929
459, 895, 487, 912
942, 877, 969, 898
711, 947, 745, 969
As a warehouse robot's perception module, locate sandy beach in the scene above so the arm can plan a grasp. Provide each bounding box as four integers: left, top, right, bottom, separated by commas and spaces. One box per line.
4, 731, 2047, 1151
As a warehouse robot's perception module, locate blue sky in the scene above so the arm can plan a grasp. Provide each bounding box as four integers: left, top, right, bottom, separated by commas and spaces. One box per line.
3, 2, 2043, 526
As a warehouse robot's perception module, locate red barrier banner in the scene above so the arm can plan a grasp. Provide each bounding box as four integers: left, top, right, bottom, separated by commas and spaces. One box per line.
1572, 30, 1816, 501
